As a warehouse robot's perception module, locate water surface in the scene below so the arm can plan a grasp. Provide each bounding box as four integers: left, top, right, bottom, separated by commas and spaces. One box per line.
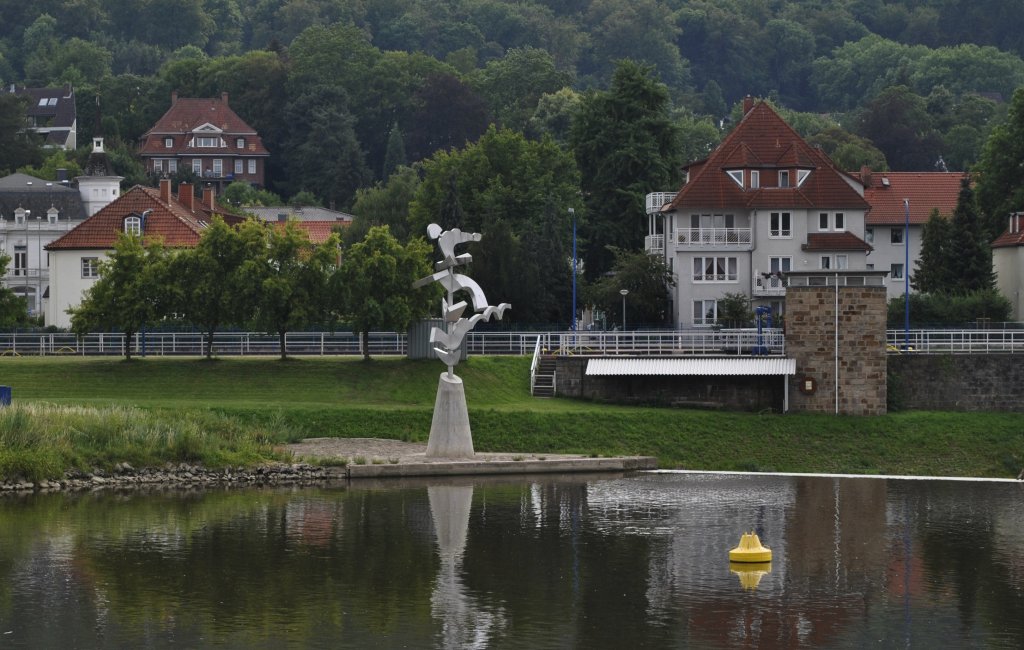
0, 472, 1021, 648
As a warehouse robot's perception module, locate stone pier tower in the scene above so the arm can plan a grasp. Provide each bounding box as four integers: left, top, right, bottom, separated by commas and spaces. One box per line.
784, 270, 889, 415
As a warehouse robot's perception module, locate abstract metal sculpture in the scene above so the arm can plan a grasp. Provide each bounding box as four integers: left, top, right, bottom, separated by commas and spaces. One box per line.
413, 223, 510, 457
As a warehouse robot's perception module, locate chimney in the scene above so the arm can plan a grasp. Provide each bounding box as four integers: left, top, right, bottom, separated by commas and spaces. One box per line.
221, 91, 229, 106
860, 166, 872, 187
202, 186, 216, 210
160, 178, 172, 203
178, 182, 194, 210
742, 95, 754, 115
171, 90, 178, 104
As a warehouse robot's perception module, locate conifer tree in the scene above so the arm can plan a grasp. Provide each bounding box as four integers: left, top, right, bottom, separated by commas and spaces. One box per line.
947, 176, 995, 293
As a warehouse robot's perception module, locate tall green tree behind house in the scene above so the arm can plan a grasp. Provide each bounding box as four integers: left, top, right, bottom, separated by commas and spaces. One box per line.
976, 87, 1024, 241
68, 235, 169, 361
946, 176, 996, 293
584, 247, 675, 329
0, 93, 43, 175
571, 60, 681, 280
336, 226, 434, 360
911, 208, 953, 294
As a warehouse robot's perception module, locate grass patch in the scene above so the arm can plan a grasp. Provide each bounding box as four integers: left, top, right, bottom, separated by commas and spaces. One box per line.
0, 356, 1021, 480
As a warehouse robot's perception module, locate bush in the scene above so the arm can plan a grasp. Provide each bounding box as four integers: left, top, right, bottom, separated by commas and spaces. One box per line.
887, 290, 1012, 327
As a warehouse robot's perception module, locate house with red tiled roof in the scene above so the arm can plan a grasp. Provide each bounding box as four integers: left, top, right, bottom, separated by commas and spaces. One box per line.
859, 170, 967, 299
139, 92, 269, 190
44, 178, 338, 328
648, 99, 872, 326
993, 214, 1024, 320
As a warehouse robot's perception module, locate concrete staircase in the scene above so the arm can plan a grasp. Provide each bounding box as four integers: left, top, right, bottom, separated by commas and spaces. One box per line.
532, 356, 557, 397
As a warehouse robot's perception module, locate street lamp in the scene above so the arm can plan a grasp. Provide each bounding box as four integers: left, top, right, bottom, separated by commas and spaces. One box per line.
570, 207, 576, 332
620, 289, 629, 330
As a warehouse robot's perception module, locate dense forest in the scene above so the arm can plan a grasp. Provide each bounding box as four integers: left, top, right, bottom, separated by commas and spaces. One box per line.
2, 0, 1023, 326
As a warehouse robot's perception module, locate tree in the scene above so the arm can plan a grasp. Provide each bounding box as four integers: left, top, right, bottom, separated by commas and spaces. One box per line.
472, 47, 572, 133
170, 218, 263, 360
0, 254, 28, 326
252, 222, 339, 360
975, 87, 1024, 240
946, 176, 995, 293
347, 165, 422, 246
0, 94, 43, 175
911, 209, 952, 293
716, 292, 754, 328
570, 60, 681, 280
336, 226, 433, 360
585, 247, 675, 329
382, 122, 407, 179
855, 85, 942, 171
68, 235, 169, 361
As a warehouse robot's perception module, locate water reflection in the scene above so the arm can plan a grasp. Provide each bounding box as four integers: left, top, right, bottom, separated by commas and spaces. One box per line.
0, 475, 1020, 648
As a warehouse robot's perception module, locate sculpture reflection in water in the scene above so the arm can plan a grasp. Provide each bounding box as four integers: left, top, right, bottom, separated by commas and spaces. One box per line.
413, 223, 510, 458
428, 485, 506, 646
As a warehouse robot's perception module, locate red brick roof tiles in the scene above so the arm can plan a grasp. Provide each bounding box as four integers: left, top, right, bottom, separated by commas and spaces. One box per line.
861, 172, 966, 226
803, 232, 873, 252
274, 221, 337, 245
667, 102, 868, 212
139, 95, 269, 157
992, 215, 1024, 248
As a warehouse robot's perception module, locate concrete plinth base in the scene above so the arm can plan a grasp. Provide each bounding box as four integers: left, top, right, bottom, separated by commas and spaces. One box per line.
426, 372, 475, 458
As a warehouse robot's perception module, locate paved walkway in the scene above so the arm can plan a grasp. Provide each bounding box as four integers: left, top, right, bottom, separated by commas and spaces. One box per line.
286, 437, 657, 479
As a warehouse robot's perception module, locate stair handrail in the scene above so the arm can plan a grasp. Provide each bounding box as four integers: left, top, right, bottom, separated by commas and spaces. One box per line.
530, 334, 542, 395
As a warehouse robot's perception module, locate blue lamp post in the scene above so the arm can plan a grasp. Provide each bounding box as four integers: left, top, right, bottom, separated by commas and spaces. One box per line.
570, 207, 577, 332
903, 199, 910, 350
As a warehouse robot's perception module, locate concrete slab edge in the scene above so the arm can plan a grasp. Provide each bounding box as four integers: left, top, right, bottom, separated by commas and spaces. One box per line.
346, 456, 657, 479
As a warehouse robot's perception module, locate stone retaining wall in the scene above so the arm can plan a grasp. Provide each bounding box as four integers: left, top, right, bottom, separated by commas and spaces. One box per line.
887, 354, 1024, 412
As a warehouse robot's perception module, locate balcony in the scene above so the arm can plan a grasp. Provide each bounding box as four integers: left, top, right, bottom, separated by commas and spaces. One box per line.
645, 192, 676, 214
752, 271, 786, 296
644, 234, 664, 254
674, 228, 752, 249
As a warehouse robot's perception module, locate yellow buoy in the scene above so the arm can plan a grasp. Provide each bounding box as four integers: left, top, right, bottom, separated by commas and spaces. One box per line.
729, 531, 772, 563
730, 561, 772, 590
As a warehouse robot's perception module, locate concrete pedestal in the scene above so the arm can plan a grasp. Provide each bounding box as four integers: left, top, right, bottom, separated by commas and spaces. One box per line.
426, 372, 475, 458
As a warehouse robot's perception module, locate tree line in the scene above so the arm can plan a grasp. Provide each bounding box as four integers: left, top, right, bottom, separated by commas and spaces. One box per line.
69, 220, 434, 360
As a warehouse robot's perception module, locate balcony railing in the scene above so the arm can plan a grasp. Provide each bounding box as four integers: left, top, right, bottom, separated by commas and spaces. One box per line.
752, 271, 786, 296
645, 192, 676, 214
644, 234, 664, 254
674, 228, 752, 248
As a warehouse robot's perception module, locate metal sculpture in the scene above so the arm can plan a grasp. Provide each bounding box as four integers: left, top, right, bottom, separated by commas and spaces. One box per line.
413, 223, 510, 457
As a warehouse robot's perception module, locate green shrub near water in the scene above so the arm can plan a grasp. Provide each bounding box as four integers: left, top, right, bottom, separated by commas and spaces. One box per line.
0, 356, 1021, 480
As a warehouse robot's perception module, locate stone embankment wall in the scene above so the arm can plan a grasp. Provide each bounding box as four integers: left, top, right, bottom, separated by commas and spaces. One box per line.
785, 285, 888, 415
888, 354, 1024, 412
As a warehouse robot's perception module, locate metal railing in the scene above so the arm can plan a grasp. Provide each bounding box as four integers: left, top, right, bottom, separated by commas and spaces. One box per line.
645, 192, 676, 214
752, 271, 786, 296
886, 329, 1024, 354
674, 228, 752, 247
537, 329, 785, 356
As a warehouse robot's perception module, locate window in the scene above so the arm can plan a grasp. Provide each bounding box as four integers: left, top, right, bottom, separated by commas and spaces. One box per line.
236, 137, 245, 148
168, 159, 177, 173
47, 97, 57, 106
192, 159, 202, 174
865, 227, 874, 244
770, 256, 792, 273
234, 159, 243, 174
153, 159, 163, 172
82, 257, 99, 278
778, 170, 790, 188
14, 246, 26, 276
891, 263, 904, 279
866, 263, 875, 270
47, 208, 57, 224
693, 300, 718, 326
14, 209, 25, 225
770, 212, 791, 237
819, 212, 829, 230
248, 159, 256, 174
797, 169, 811, 186
836, 254, 848, 269
196, 136, 220, 148
38, 98, 47, 107
750, 170, 759, 188
835, 212, 845, 230
820, 256, 831, 270
213, 159, 223, 176
891, 228, 904, 244
727, 170, 743, 186
692, 256, 738, 282
164, 137, 173, 148
124, 216, 141, 236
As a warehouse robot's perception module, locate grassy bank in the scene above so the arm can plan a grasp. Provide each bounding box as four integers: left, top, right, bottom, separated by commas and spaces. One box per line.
1, 356, 1022, 480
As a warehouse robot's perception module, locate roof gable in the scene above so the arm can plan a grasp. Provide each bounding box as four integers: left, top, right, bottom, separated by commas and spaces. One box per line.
667, 101, 868, 212
861, 171, 967, 225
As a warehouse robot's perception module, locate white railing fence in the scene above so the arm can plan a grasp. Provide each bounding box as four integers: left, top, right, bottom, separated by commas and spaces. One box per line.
886, 329, 1024, 354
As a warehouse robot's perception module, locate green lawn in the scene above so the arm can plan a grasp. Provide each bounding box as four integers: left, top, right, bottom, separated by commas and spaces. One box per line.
1, 355, 1022, 480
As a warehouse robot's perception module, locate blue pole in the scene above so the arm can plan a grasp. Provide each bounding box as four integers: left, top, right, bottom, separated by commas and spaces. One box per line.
904, 198, 910, 349
571, 208, 577, 331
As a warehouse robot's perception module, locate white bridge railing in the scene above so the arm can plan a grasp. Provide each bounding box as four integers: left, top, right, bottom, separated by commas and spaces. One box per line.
887, 329, 1024, 353
536, 329, 785, 356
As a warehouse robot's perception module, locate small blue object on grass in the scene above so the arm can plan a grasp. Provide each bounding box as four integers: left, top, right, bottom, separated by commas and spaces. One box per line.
0, 386, 11, 407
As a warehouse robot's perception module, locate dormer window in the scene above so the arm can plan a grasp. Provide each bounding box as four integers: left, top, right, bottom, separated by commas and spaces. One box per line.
778, 170, 790, 188
236, 137, 245, 148
164, 137, 173, 148
14, 208, 26, 225
797, 169, 811, 186
124, 216, 142, 236
750, 170, 760, 189
726, 170, 743, 187
195, 136, 221, 148
47, 208, 58, 224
